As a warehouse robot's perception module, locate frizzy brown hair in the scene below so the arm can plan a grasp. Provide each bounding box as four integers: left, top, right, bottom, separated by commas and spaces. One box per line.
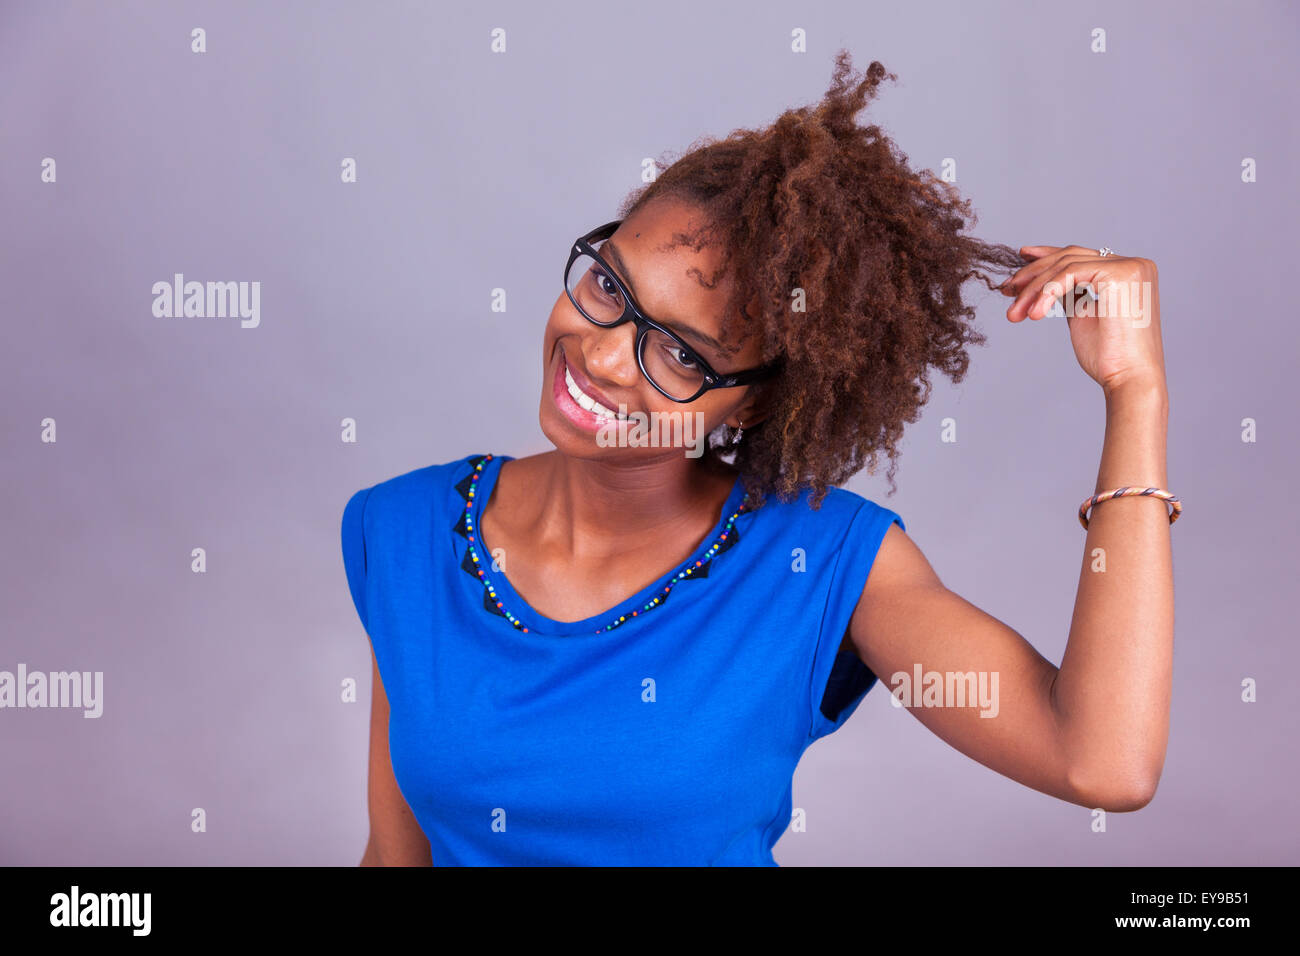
615, 50, 1024, 511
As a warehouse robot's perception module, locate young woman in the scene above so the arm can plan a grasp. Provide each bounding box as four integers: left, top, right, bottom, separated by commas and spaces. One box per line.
342, 52, 1175, 866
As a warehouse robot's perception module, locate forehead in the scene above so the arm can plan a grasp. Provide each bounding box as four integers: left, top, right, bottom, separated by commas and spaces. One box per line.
599, 202, 742, 355
610, 198, 716, 257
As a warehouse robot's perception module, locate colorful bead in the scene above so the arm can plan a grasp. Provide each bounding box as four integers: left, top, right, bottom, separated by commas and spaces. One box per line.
462, 453, 747, 635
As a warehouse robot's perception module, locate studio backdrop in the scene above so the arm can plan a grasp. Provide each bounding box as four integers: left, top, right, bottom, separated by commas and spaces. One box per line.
1, 0, 1296, 865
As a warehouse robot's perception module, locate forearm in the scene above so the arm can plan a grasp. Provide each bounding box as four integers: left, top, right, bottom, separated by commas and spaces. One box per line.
1051, 378, 1173, 807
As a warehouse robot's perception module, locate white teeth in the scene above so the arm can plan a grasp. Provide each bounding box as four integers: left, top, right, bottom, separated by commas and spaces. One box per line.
565, 364, 627, 420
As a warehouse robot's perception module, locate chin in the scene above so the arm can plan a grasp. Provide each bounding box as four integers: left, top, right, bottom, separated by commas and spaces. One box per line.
537, 399, 623, 461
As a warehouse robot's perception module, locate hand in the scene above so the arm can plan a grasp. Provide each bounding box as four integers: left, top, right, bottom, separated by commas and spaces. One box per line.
1000, 245, 1167, 397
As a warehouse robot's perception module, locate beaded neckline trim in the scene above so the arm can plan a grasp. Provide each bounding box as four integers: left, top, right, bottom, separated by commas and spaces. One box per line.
451, 454, 748, 634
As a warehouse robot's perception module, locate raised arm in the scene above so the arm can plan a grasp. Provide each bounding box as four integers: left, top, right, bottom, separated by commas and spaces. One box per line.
847, 247, 1172, 812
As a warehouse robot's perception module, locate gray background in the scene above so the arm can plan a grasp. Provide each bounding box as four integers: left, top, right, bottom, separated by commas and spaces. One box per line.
2, 0, 1296, 865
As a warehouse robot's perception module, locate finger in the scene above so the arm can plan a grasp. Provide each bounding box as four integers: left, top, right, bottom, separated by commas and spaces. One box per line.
1000, 245, 1053, 294
1008, 248, 1112, 318
1025, 259, 1107, 320
1002, 245, 1075, 299
1007, 250, 1080, 317
1037, 244, 1097, 257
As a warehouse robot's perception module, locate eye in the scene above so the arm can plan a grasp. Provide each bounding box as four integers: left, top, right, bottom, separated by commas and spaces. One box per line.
665, 344, 700, 370
592, 265, 621, 301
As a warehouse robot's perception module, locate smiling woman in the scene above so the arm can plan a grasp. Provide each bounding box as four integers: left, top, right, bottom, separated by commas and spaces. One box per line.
344, 48, 1175, 866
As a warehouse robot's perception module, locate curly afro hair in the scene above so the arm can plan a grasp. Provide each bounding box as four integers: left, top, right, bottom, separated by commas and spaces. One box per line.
615, 50, 1025, 511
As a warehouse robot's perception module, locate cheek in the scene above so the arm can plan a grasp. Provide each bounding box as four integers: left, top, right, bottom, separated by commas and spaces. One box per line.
543, 296, 563, 333
542, 294, 593, 347
541, 298, 567, 359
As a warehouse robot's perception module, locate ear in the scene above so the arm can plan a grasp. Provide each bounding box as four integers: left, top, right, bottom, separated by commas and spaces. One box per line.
727, 381, 773, 430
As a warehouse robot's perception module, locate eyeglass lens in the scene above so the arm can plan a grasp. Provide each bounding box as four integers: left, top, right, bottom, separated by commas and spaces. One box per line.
566, 242, 707, 401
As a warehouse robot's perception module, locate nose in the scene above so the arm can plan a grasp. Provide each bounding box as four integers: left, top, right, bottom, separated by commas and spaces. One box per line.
582, 321, 641, 389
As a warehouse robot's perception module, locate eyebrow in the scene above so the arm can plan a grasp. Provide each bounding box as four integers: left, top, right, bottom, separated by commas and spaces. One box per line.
601, 239, 731, 356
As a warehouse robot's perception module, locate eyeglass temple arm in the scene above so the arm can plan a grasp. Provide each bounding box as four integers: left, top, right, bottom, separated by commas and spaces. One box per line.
712, 361, 783, 388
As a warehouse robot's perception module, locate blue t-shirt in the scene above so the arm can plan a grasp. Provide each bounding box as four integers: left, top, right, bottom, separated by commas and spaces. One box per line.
341, 452, 904, 866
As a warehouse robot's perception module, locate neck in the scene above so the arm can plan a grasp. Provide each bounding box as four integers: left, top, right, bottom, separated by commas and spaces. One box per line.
528, 447, 737, 561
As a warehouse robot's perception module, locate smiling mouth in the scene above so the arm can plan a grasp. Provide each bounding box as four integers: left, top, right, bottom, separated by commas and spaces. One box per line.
562, 356, 629, 421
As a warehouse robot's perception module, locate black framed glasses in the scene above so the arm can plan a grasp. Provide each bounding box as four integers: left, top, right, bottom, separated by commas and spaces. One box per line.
564, 220, 783, 403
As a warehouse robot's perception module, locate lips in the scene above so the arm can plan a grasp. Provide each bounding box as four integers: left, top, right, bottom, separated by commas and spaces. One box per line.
551, 349, 634, 431
561, 351, 620, 413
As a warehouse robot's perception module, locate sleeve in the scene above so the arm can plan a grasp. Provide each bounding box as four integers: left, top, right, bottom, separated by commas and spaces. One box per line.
341, 486, 374, 637
807, 500, 906, 742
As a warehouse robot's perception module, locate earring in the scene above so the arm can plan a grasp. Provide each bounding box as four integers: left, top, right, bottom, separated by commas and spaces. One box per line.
730, 420, 744, 446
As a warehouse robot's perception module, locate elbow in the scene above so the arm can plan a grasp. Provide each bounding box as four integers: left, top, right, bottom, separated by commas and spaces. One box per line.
1067, 763, 1161, 812
1098, 785, 1158, 813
